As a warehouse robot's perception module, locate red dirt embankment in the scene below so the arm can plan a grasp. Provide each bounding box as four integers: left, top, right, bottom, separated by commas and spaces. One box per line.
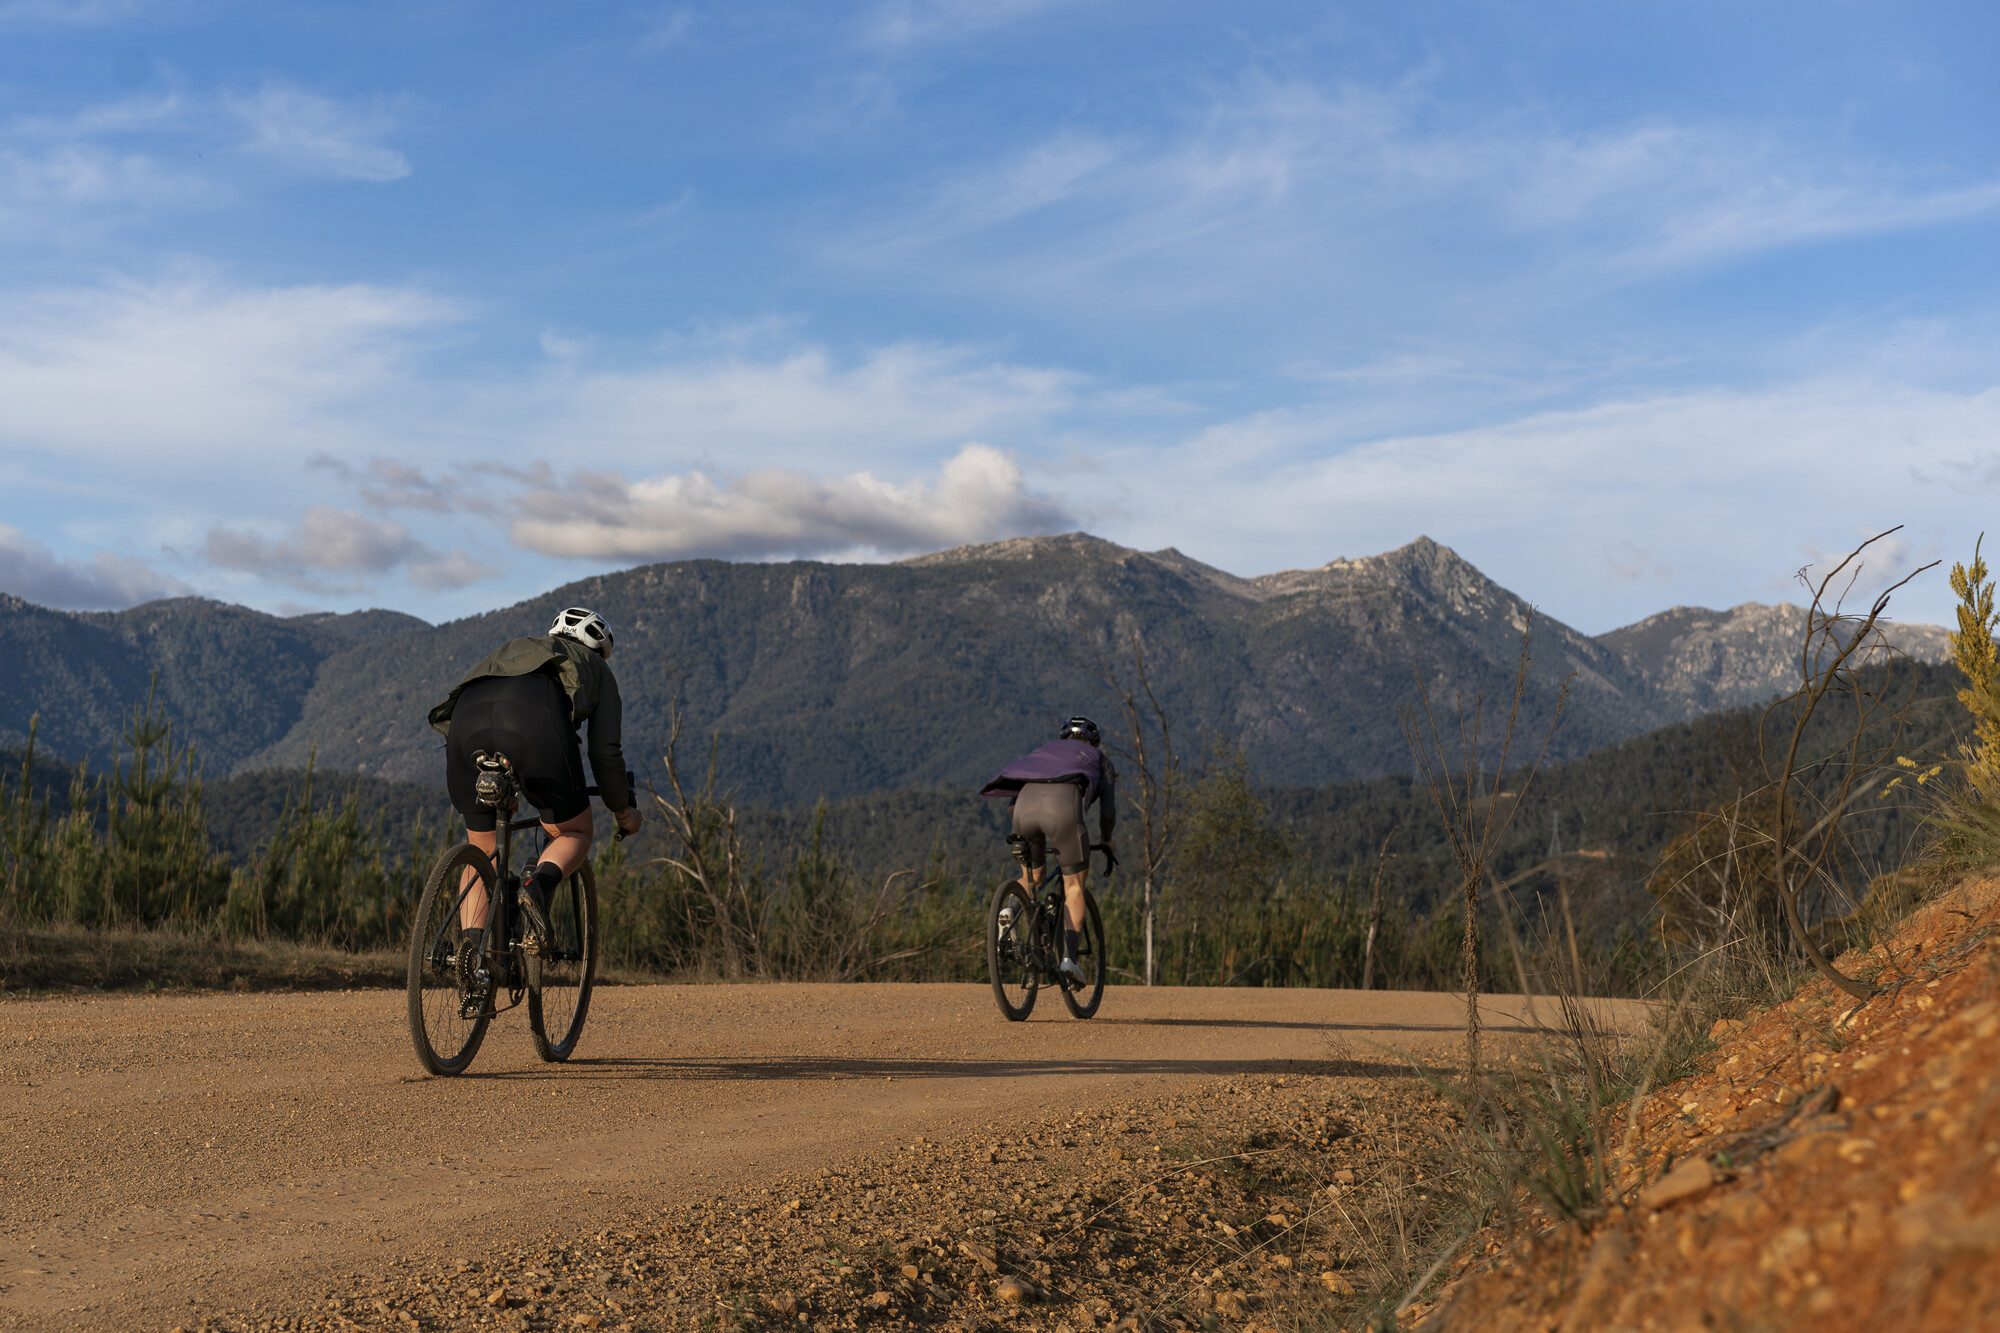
1419, 874, 2000, 1332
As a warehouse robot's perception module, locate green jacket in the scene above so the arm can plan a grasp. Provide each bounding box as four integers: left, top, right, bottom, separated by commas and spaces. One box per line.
428, 635, 633, 812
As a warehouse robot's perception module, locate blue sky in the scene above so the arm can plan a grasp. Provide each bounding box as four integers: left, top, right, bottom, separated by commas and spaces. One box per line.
3, 0, 1998, 632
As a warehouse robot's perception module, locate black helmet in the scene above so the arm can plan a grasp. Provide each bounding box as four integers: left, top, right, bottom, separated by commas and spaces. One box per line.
1059, 715, 1102, 746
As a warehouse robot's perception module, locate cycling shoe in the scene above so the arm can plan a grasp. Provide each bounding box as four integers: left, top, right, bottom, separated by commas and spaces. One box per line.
517, 881, 552, 955
1058, 956, 1085, 985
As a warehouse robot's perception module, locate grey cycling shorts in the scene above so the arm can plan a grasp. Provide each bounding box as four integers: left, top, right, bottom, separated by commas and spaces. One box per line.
1012, 780, 1089, 875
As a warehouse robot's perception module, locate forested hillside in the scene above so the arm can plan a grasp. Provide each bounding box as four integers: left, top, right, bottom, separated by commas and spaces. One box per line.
0, 595, 425, 770
0, 533, 1952, 808
163, 660, 1962, 946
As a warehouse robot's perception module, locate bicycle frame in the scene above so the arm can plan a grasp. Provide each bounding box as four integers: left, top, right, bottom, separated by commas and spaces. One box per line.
422, 814, 543, 1015
1008, 843, 1115, 978
426, 762, 631, 1013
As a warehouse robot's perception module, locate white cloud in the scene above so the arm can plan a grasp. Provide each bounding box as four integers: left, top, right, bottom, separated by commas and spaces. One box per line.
512, 443, 1072, 560
228, 82, 410, 182
636, 7, 693, 51
0, 276, 1089, 479
309, 455, 466, 513
1115, 378, 2000, 631
0, 274, 459, 462
843, 77, 2000, 304
538, 342, 1084, 466
407, 548, 499, 593
204, 505, 491, 593
862, 0, 1069, 50
0, 524, 189, 609
0, 144, 201, 235
0, 0, 157, 28
0, 91, 205, 235
0, 271, 1106, 602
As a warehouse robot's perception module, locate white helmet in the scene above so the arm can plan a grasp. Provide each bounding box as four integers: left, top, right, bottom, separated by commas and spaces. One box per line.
549, 606, 613, 655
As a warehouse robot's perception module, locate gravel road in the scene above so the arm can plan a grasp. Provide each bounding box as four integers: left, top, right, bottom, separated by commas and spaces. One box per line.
1, 984, 1639, 1331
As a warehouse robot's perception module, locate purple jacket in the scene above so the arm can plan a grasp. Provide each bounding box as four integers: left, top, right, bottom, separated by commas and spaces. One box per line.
980, 739, 1118, 834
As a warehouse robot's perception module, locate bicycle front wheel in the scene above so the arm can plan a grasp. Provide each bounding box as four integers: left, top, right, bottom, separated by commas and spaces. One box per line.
987, 879, 1040, 1021
1060, 888, 1106, 1019
407, 843, 496, 1076
528, 861, 598, 1062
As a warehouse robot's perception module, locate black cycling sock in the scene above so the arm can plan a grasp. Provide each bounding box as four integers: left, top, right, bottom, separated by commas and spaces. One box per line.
529, 861, 564, 901
1064, 927, 1081, 962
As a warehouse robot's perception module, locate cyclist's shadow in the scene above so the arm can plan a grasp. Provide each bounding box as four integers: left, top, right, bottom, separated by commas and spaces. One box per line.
478, 1052, 1430, 1082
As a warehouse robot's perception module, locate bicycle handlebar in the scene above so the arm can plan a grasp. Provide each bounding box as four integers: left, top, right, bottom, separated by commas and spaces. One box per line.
583, 771, 638, 841
1090, 842, 1119, 876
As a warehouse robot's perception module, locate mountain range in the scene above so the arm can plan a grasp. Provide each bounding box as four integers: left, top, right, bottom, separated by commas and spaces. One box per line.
0, 535, 1953, 807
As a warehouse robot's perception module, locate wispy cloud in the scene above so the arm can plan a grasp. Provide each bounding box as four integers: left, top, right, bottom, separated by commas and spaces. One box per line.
635, 6, 694, 51
0, 76, 412, 242
0, 142, 196, 212
0, 271, 1097, 591
841, 76, 2000, 304
1112, 377, 2000, 630
227, 82, 410, 182
535, 341, 1084, 467
310, 455, 468, 513
0, 90, 206, 233
204, 505, 492, 593
0, 274, 1086, 466
0, 523, 189, 610
0, 0, 159, 29
861, 0, 1071, 51
512, 443, 1071, 561
0, 273, 460, 460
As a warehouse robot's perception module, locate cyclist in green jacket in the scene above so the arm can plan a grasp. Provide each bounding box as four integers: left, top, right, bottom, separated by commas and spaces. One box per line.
428, 607, 642, 950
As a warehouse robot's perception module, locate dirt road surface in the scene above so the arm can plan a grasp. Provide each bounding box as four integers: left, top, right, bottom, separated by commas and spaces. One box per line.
1, 984, 1641, 1331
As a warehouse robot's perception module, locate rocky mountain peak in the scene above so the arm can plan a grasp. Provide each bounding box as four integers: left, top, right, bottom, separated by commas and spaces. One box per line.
895, 531, 1136, 567
1597, 600, 1953, 719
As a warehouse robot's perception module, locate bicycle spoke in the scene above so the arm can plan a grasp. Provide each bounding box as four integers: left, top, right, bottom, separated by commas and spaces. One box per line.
528, 864, 596, 1062
987, 881, 1040, 1021
408, 844, 494, 1076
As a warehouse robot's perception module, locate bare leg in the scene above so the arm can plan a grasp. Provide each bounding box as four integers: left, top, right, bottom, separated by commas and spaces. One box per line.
537, 808, 595, 876
1063, 869, 1088, 934
460, 829, 498, 931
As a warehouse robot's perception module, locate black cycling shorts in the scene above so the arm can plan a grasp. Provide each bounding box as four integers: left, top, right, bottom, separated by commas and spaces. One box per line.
446, 672, 590, 833
1011, 780, 1089, 875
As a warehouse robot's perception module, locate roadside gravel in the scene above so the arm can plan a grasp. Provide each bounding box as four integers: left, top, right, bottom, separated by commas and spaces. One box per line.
290, 1072, 1458, 1333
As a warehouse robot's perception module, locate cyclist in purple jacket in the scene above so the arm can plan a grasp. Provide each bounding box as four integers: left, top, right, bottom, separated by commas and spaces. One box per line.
980, 717, 1118, 981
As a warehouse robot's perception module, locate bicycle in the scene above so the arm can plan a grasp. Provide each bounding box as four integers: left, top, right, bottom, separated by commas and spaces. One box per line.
405, 752, 629, 1076
986, 839, 1113, 1022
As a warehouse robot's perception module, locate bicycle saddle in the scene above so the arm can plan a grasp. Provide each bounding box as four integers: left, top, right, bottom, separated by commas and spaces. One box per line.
1005, 833, 1036, 867
471, 750, 519, 810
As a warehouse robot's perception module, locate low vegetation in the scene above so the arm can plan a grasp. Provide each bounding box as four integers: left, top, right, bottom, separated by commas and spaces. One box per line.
1341, 531, 2000, 1328
0, 684, 1641, 994
0, 535, 1970, 1012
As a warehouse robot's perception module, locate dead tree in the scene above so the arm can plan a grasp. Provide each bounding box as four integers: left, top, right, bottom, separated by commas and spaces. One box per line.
1403, 614, 1570, 1073
652, 679, 761, 979
1765, 528, 1936, 1000
1359, 825, 1397, 991
1091, 629, 1184, 987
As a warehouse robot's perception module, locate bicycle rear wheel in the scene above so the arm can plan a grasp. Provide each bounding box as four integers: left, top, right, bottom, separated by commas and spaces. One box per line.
528, 861, 597, 1062
407, 843, 496, 1076
987, 879, 1040, 1021
1060, 888, 1106, 1019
